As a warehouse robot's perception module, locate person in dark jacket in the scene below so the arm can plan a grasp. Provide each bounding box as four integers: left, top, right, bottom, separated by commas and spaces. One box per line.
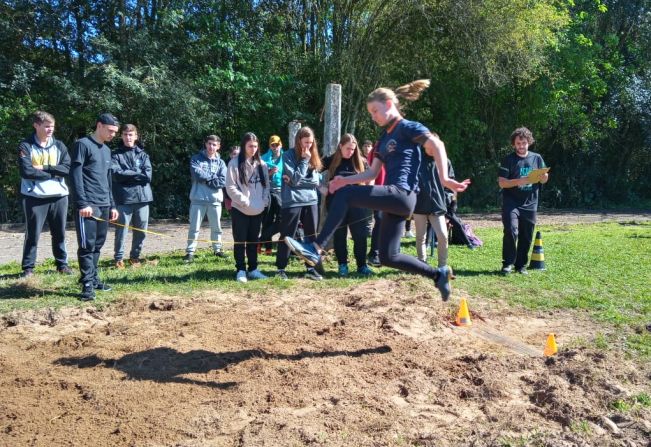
70, 113, 120, 301
18, 111, 72, 277
111, 124, 153, 268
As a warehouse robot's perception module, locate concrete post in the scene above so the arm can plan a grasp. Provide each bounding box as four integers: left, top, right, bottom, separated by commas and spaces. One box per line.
288, 120, 302, 149
323, 83, 342, 157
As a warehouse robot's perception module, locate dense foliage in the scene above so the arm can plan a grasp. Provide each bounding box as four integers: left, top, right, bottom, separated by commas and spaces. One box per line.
1, 0, 650, 220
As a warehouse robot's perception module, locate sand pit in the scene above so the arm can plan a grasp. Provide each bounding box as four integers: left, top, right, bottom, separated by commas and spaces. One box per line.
1, 278, 649, 446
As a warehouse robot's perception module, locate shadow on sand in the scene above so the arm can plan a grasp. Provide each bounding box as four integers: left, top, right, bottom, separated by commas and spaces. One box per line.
54, 345, 392, 389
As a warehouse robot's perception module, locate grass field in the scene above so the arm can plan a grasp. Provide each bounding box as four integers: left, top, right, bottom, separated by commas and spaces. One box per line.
1, 221, 649, 355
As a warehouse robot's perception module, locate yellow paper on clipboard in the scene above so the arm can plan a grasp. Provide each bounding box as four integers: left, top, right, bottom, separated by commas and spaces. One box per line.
527, 167, 550, 183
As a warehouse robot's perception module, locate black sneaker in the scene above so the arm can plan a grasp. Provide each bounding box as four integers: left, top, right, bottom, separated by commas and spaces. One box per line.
20, 269, 34, 278
214, 250, 228, 259
434, 266, 453, 301
57, 266, 73, 275
183, 254, 194, 263
367, 253, 381, 267
80, 283, 96, 302
516, 267, 529, 275
500, 265, 513, 275
94, 282, 112, 292
305, 268, 323, 281
275, 269, 288, 280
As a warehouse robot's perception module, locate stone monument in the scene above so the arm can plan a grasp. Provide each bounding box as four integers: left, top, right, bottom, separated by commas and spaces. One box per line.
323, 83, 341, 157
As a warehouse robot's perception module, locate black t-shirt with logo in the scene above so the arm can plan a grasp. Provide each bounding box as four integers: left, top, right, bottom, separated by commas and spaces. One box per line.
498, 151, 546, 211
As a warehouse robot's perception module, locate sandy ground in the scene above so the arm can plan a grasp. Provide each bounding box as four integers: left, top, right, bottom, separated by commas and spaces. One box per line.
1, 279, 650, 446
1, 211, 650, 446
1, 210, 650, 266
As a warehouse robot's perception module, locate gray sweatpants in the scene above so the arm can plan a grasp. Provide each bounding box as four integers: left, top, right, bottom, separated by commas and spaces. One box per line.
413, 213, 448, 267
186, 202, 223, 254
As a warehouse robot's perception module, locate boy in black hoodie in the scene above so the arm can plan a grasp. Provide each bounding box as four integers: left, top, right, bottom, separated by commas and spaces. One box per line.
111, 124, 153, 268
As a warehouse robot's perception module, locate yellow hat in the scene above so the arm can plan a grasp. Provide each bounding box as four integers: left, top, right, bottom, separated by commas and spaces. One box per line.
269, 135, 282, 146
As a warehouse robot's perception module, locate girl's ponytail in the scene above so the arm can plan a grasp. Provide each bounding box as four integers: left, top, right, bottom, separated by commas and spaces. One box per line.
394, 79, 430, 102
367, 79, 430, 110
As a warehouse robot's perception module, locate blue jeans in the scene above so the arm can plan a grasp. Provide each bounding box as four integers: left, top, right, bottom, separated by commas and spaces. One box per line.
186, 202, 223, 254
114, 203, 149, 261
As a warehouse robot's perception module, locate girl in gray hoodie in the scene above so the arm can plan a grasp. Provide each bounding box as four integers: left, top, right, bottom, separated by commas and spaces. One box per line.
274, 126, 323, 280
225, 132, 270, 282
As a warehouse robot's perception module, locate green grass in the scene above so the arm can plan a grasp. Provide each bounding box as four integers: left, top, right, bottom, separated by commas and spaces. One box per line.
1, 221, 650, 355
610, 393, 651, 413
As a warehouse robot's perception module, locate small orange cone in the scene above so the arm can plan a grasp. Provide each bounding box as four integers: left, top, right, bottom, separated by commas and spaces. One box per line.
544, 333, 558, 356
455, 298, 472, 327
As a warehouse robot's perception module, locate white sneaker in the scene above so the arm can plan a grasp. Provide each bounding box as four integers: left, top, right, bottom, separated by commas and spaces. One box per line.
247, 269, 267, 280
236, 270, 248, 283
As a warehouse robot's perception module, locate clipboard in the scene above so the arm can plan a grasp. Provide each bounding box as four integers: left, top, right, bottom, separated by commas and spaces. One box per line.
527, 167, 550, 183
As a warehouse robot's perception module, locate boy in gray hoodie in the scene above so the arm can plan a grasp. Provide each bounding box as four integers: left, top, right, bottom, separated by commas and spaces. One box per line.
18, 111, 72, 277
184, 135, 227, 262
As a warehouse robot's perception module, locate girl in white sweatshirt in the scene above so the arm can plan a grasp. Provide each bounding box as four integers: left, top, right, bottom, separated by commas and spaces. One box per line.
225, 132, 270, 282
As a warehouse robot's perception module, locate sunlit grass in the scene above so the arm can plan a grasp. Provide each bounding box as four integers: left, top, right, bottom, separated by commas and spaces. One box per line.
1, 221, 649, 355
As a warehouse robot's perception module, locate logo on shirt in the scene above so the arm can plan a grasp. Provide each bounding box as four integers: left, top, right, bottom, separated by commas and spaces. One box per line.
249, 172, 262, 185
519, 166, 533, 190
386, 139, 397, 153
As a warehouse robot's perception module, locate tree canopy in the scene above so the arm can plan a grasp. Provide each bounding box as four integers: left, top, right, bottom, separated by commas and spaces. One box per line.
1, 0, 650, 219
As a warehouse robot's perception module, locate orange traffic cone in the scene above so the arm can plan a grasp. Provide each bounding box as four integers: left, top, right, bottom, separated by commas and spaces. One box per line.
455, 298, 472, 327
529, 231, 546, 270
543, 333, 558, 356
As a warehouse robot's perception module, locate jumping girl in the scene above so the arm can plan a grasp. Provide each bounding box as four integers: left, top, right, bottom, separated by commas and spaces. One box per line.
285, 80, 470, 300
225, 133, 270, 282
321, 133, 373, 277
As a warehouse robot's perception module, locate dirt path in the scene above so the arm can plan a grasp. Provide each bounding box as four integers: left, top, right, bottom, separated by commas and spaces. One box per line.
1, 210, 649, 267
1, 279, 649, 446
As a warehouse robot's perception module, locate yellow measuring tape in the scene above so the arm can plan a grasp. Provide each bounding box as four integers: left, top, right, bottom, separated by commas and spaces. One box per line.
94, 214, 376, 247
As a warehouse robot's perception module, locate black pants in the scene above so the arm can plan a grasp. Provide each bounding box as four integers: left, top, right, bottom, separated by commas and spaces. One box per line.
75, 206, 109, 285
502, 205, 537, 269
316, 185, 439, 279
21, 195, 69, 270
368, 210, 382, 258
231, 207, 263, 272
260, 191, 282, 250
332, 205, 370, 268
276, 204, 318, 270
